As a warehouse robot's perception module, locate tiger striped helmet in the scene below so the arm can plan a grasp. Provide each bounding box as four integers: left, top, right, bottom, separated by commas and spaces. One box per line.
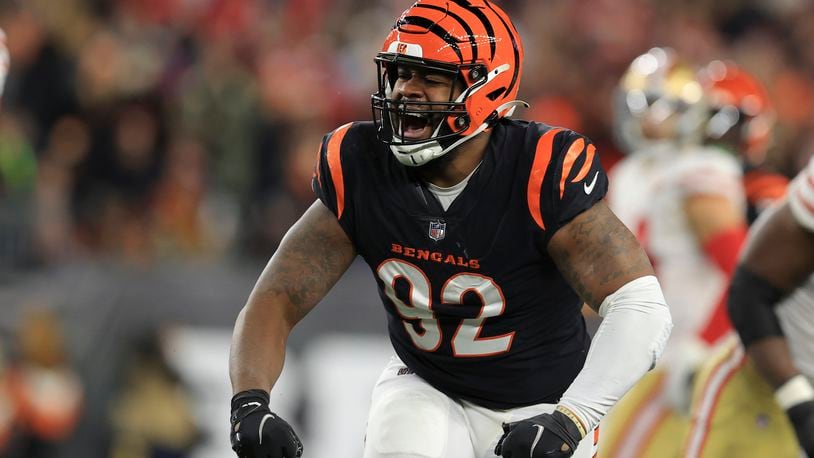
371, 0, 526, 166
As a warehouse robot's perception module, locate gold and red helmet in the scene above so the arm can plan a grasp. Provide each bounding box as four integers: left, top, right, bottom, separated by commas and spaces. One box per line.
698, 60, 775, 167
371, 0, 526, 166
613, 47, 706, 154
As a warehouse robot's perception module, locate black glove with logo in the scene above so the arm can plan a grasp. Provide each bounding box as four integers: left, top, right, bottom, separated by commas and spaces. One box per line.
787, 399, 814, 456
494, 409, 583, 458
230, 389, 303, 458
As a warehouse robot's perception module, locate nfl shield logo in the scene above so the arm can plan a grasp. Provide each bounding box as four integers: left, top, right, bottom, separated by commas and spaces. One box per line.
428, 220, 446, 241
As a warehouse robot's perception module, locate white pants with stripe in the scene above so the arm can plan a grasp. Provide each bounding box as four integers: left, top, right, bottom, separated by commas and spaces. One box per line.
363, 356, 598, 458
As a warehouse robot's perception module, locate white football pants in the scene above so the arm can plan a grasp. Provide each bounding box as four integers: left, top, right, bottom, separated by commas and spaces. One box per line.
363, 356, 598, 458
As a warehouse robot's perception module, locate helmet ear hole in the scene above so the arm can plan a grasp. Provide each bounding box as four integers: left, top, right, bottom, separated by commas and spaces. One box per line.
486, 88, 506, 101
469, 65, 487, 81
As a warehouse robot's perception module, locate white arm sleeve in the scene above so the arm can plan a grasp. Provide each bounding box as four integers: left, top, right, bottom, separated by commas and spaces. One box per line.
558, 275, 672, 432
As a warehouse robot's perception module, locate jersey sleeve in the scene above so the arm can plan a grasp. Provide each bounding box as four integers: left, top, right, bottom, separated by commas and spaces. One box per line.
311, 122, 357, 242
789, 155, 814, 232
527, 128, 609, 242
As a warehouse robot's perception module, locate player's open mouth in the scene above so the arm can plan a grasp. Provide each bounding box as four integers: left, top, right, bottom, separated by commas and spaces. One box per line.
399, 113, 433, 140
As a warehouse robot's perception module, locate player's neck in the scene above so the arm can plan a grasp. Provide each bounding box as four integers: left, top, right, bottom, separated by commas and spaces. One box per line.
418, 131, 491, 188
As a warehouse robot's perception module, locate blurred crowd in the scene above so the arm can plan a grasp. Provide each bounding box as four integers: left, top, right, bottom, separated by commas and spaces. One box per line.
3, 0, 814, 456
2, 0, 814, 270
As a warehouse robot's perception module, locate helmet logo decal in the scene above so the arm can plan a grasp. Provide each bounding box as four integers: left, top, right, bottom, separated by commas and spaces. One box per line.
387, 41, 424, 58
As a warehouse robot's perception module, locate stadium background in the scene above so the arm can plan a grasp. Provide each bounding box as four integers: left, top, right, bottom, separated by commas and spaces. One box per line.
1, 0, 813, 456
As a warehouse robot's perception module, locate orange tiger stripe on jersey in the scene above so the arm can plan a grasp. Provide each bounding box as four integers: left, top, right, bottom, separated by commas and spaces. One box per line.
559, 140, 597, 199
314, 143, 323, 184
327, 123, 353, 218
528, 128, 563, 229
559, 138, 585, 199
572, 144, 596, 182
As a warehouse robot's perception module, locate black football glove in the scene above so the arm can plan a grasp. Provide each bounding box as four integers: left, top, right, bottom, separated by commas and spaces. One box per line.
494, 409, 583, 458
230, 389, 303, 458
786, 399, 814, 456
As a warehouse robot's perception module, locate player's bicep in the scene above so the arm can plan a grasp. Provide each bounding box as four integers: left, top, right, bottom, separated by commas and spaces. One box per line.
248, 200, 357, 325
741, 202, 814, 291
547, 200, 654, 311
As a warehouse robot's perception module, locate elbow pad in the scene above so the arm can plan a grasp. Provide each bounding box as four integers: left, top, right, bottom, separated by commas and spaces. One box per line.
727, 266, 786, 347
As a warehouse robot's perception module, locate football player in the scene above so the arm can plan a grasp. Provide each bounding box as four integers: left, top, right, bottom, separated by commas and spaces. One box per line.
698, 60, 788, 225
684, 155, 814, 457
602, 49, 750, 458
228, 2, 673, 457
682, 65, 808, 458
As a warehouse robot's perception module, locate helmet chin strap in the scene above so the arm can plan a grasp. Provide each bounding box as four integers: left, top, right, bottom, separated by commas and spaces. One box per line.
391, 100, 528, 166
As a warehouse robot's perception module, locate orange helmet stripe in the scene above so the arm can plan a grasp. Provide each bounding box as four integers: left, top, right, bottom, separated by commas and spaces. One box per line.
452, 0, 496, 59
399, 15, 464, 62
414, 3, 479, 62
484, 1, 521, 96
528, 128, 563, 229
327, 123, 353, 218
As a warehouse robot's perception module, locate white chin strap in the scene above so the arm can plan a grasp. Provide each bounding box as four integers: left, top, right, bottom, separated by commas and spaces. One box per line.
391, 100, 528, 166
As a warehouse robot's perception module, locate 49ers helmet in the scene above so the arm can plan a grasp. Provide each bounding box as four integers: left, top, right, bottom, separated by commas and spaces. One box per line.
698, 60, 775, 167
613, 47, 706, 154
371, 0, 526, 166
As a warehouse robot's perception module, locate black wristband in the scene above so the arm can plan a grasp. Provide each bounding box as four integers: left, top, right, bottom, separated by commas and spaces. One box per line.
231, 389, 270, 412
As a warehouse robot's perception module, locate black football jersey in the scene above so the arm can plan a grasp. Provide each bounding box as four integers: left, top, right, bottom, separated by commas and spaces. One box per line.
312, 119, 609, 409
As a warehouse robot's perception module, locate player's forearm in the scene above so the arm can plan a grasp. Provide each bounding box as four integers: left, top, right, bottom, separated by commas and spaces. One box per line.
558, 275, 672, 432
747, 337, 800, 389
229, 300, 292, 394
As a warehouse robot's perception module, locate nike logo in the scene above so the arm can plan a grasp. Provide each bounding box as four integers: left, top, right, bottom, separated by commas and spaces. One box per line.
258, 414, 274, 444
584, 171, 599, 194
530, 424, 544, 455
242, 402, 262, 408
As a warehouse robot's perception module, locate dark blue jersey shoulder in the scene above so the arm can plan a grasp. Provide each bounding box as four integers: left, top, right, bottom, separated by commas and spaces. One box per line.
312, 122, 384, 246
517, 121, 609, 244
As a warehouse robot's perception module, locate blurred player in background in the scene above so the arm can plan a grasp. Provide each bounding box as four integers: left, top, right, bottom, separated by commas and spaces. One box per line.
602, 48, 749, 457
228, 1, 673, 457
699, 60, 788, 225
683, 155, 814, 457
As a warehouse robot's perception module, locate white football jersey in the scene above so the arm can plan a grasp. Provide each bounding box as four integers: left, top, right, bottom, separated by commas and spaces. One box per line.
608, 144, 745, 363
778, 155, 814, 379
